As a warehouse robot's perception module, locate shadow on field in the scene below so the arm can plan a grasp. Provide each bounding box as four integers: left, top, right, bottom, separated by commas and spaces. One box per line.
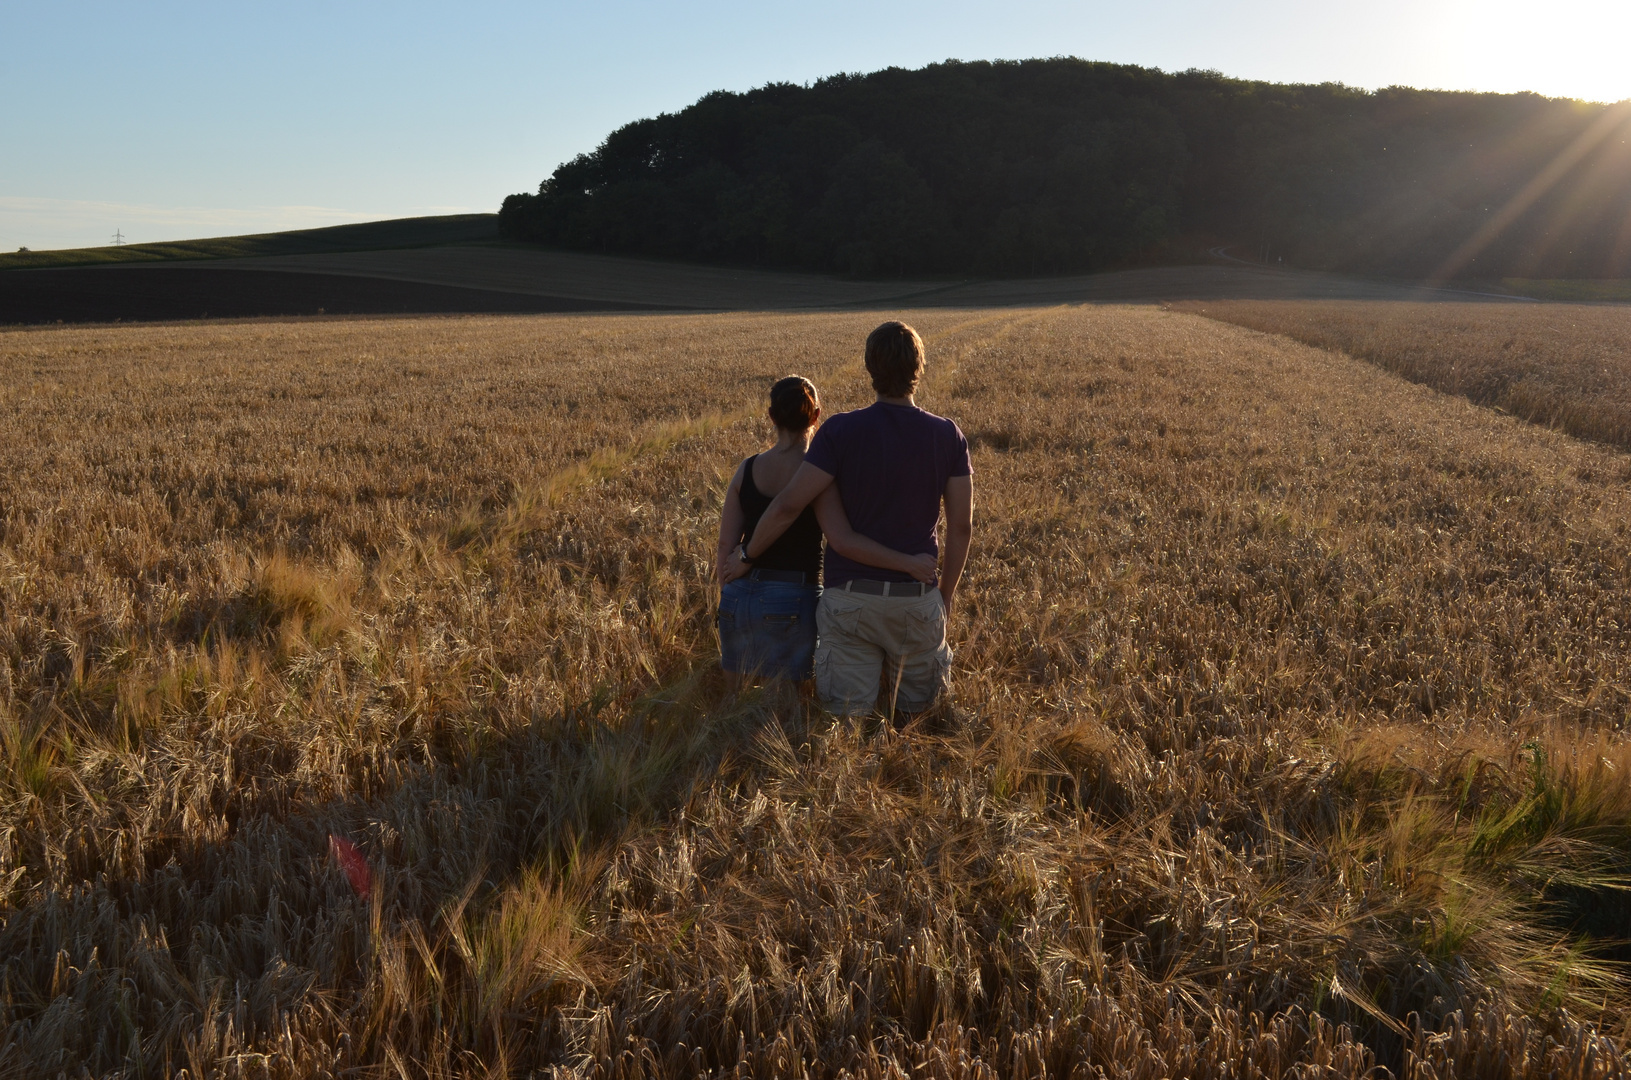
0, 657, 797, 1075
9, 639, 1631, 1076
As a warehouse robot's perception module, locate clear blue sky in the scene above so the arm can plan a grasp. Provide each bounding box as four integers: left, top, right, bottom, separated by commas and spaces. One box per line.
4, 0, 1626, 251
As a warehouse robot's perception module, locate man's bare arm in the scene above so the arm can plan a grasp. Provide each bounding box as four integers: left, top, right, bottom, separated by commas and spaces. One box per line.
812, 487, 938, 583
721, 461, 835, 580
745, 462, 834, 557
938, 475, 973, 615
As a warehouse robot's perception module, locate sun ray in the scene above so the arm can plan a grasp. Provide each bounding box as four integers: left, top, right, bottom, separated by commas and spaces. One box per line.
1501, 119, 1631, 278
1425, 102, 1631, 285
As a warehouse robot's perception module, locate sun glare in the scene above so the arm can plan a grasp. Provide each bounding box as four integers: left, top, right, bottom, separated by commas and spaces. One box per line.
1432, 0, 1631, 102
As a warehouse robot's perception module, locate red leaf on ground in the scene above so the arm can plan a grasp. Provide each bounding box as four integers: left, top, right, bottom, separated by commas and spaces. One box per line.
328, 834, 373, 899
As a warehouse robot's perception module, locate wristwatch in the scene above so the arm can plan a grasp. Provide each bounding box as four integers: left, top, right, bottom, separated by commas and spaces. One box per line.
737, 542, 756, 565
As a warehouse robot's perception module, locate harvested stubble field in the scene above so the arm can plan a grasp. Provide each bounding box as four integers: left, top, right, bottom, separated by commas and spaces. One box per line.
3, 304, 1631, 1078
1175, 301, 1631, 451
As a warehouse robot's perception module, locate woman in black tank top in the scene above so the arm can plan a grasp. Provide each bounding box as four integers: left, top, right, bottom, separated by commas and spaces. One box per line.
715, 376, 934, 686
736, 451, 823, 578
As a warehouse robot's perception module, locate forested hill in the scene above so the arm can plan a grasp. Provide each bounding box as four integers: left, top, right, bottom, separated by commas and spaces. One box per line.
499, 60, 1631, 281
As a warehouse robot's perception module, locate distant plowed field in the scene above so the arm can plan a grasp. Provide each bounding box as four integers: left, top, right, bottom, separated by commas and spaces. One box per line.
201, 244, 954, 308
3, 243, 1516, 324
0, 265, 666, 324
207, 246, 1491, 308
2, 305, 1630, 1076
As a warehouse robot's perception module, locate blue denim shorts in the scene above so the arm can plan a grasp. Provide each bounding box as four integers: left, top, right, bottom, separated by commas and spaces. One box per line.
717, 578, 821, 681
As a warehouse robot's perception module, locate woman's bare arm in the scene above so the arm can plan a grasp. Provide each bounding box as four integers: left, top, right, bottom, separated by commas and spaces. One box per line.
716, 461, 748, 584
812, 487, 937, 583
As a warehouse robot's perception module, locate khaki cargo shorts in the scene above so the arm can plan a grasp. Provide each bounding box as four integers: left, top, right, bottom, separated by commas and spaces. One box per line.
814, 584, 952, 716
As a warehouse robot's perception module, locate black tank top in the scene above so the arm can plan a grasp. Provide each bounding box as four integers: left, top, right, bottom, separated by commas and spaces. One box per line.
738, 454, 823, 578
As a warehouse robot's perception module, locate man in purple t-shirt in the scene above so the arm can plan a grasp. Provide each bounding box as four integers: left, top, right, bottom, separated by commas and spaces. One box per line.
726, 321, 973, 716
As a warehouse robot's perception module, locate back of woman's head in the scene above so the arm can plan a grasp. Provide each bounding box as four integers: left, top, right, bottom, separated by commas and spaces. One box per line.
769, 375, 820, 432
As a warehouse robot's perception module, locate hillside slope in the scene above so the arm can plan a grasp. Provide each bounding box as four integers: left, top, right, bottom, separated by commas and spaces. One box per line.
0, 213, 497, 271
501, 59, 1631, 281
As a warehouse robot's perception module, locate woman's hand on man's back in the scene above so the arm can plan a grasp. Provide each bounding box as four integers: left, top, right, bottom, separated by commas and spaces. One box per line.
903, 552, 939, 584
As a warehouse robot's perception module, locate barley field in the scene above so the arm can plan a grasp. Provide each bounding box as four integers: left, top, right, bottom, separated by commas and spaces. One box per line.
3, 304, 1631, 1078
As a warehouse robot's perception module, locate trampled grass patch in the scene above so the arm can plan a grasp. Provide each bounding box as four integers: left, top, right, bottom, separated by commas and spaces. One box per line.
2, 306, 1630, 1076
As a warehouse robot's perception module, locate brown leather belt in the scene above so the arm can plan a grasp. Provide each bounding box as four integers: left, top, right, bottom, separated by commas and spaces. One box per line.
841, 578, 931, 597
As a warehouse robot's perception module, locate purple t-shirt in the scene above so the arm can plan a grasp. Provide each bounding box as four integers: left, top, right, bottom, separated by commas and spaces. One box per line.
805, 401, 972, 586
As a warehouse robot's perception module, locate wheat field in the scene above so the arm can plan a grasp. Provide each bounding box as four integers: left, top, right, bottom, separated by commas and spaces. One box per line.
3, 304, 1631, 1078
1176, 300, 1631, 451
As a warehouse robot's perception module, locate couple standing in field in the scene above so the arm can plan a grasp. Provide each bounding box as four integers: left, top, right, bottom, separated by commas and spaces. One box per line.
716, 321, 973, 716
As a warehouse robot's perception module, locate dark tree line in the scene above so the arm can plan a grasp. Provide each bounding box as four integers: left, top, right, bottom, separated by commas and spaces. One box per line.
500, 60, 1631, 280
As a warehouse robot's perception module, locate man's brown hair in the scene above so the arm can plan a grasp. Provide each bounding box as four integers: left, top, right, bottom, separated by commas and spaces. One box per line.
865, 321, 925, 398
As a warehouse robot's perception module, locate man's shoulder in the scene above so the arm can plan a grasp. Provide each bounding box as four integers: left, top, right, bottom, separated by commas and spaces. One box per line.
818, 403, 965, 440
821, 407, 870, 430
835, 404, 887, 424
812, 405, 881, 443
910, 406, 967, 443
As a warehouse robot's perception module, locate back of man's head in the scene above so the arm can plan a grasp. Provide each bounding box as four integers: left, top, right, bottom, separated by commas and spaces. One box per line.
865, 321, 925, 399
